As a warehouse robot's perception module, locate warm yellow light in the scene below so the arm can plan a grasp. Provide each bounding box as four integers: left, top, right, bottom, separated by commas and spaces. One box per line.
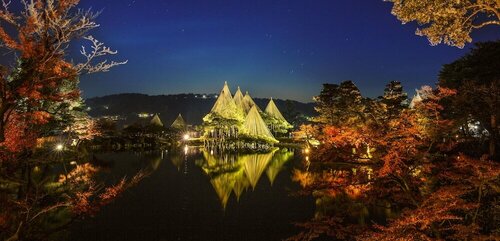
55, 144, 64, 151
304, 148, 310, 154
184, 145, 189, 155
183, 134, 190, 140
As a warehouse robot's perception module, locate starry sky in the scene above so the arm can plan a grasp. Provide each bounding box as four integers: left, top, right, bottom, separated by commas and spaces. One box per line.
76, 0, 500, 102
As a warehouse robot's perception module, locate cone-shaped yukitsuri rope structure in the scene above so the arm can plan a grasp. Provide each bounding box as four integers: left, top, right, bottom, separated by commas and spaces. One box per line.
233, 86, 248, 113
243, 91, 261, 113
244, 106, 277, 142
150, 114, 164, 127
171, 113, 186, 129
208, 81, 244, 121
265, 98, 288, 123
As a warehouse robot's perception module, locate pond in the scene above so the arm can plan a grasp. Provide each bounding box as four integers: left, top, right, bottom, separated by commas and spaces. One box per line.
67, 147, 316, 241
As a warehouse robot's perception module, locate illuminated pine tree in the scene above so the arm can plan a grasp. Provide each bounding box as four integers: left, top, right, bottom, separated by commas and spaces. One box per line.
313, 81, 365, 126
380, 81, 408, 120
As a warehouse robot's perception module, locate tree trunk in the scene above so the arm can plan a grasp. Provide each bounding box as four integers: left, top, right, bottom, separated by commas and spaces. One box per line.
17, 163, 27, 200
0, 107, 7, 142
0, 120, 4, 142
0, 102, 13, 143
490, 114, 496, 159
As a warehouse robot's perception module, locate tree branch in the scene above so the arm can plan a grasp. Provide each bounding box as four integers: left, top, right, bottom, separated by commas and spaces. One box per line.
472, 20, 500, 29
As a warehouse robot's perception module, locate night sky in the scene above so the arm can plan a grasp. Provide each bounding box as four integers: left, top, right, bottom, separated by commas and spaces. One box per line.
77, 0, 500, 102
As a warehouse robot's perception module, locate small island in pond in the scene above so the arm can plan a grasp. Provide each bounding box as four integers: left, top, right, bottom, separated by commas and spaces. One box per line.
202, 82, 293, 150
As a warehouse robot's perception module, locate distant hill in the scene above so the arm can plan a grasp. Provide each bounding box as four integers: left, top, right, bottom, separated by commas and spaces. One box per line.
85, 93, 315, 127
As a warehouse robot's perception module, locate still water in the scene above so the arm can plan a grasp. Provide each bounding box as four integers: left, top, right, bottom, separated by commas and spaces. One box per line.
68, 147, 315, 241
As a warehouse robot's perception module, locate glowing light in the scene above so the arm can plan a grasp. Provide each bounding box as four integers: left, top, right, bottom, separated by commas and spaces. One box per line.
138, 113, 150, 118
55, 144, 64, 151
184, 145, 189, 155
304, 148, 310, 154
183, 134, 190, 141
70, 161, 77, 165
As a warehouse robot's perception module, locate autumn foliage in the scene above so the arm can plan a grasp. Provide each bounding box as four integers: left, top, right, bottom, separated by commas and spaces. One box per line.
291, 79, 500, 240
0, 1, 130, 240
0, 0, 125, 162
386, 0, 500, 48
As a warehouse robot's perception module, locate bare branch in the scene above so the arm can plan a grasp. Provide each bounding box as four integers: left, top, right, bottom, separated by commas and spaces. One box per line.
29, 202, 72, 222
0, 0, 18, 26
75, 36, 127, 74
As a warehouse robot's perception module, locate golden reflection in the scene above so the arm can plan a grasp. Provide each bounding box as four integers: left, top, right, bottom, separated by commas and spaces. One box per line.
210, 172, 237, 209
242, 150, 275, 189
266, 149, 294, 185
168, 145, 195, 171
198, 148, 294, 208
148, 155, 162, 171
169, 155, 184, 171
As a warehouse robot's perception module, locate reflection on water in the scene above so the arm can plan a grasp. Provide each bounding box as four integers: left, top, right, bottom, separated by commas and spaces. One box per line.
68, 147, 314, 241
143, 147, 384, 226
149, 152, 163, 171
197, 148, 294, 208
156, 147, 297, 212
5, 145, 393, 240
291, 151, 396, 238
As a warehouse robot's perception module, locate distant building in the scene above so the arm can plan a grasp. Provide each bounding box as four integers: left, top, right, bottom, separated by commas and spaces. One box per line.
100, 115, 121, 121
138, 113, 153, 118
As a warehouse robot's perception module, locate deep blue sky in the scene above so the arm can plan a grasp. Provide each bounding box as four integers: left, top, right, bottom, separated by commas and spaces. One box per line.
78, 0, 500, 102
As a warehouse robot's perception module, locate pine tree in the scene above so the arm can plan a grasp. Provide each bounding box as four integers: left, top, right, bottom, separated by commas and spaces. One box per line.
313, 81, 366, 126
439, 41, 500, 158
380, 81, 408, 120
313, 83, 340, 125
